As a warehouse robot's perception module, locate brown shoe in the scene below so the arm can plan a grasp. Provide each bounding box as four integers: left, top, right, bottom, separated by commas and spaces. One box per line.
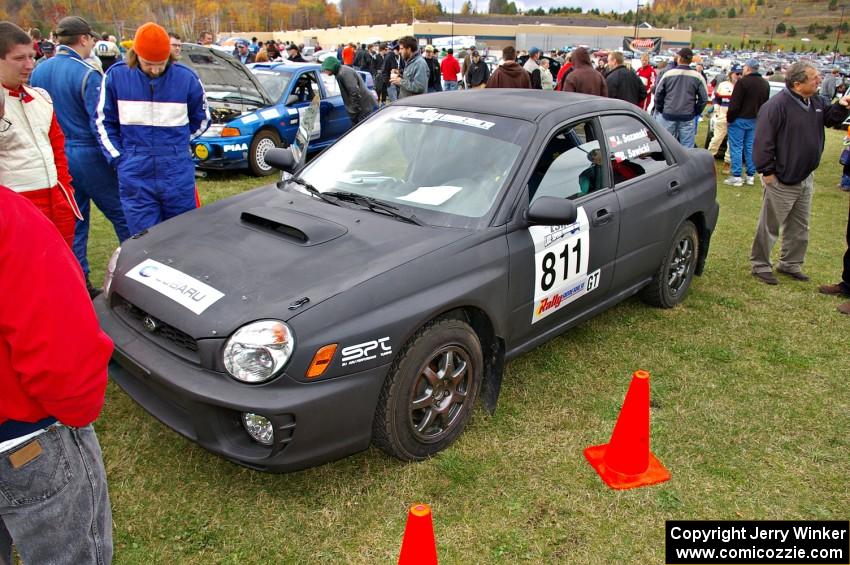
818, 282, 850, 297
837, 302, 850, 315
776, 268, 810, 281
752, 271, 779, 285
721, 163, 731, 175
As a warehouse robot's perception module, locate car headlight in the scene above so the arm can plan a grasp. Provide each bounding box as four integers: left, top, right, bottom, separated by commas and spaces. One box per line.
103, 246, 121, 300
223, 320, 295, 383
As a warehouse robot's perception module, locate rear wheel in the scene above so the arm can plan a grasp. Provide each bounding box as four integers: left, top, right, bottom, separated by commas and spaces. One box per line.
640, 220, 699, 308
373, 318, 483, 461
248, 129, 282, 176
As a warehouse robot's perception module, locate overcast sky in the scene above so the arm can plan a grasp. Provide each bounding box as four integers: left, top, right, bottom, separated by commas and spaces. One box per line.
513, 0, 639, 11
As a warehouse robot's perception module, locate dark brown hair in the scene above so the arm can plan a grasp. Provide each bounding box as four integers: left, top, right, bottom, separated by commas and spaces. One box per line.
502, 45, 516, 61
398, 36, 417, 51
0, 21, 34, 58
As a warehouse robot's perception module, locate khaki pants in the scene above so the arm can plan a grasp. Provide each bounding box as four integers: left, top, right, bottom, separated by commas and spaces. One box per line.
707, 109, 728, 157
750, 174, 814, 274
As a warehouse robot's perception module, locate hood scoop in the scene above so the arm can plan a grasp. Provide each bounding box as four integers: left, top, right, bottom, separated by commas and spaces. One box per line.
240, 207, 347, 246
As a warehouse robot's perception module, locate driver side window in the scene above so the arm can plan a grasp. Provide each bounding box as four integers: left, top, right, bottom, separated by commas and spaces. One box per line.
288, 72, 321, 105
529, 120, 606, 203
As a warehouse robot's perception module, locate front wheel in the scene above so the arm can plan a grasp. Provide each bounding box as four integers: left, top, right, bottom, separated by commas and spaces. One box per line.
372, 318, 483, 461
640, 220, 699, 308
248, 129, 282, 176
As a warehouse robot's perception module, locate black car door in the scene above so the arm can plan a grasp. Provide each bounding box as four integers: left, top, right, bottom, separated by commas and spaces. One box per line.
505, 118, 621, 350
600, 113, 688, 291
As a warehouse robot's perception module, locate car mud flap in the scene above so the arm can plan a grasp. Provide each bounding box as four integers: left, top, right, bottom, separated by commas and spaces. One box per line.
480, 339, 505, 414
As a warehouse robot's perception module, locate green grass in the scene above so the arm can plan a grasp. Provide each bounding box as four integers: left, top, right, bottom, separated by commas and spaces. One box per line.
86, 126, 850, 563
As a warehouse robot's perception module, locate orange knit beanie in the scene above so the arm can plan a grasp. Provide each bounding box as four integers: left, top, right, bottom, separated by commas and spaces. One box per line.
133, 22, 170, 62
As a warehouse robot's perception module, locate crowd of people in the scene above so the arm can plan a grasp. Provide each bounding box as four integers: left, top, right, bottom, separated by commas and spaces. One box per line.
2, 15, 850, 564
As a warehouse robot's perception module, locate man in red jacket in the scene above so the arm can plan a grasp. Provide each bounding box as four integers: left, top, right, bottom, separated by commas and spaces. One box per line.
0, 22, 82, 249
0, 185, 114, 564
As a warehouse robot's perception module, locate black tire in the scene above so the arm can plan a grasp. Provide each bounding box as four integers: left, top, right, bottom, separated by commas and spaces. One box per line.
372, 318, 483, 461
248, 129, 282, 176
640, 220, 699, 308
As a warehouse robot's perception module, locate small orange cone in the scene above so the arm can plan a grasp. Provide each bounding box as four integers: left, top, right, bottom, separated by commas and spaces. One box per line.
584, 370, 670, 490
398, 503, 438, 565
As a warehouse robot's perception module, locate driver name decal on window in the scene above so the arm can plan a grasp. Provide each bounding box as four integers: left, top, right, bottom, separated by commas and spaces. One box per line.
395, 108, 495, 130
529, 207, 601, 324
609, 127, 652, 162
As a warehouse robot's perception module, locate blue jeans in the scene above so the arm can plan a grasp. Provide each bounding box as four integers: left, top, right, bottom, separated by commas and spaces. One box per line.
728, 118, 756, 177
443, 80, 458, 91
655, 114, 696, 148
67, 144, 130, 276
0, 425, 112, 565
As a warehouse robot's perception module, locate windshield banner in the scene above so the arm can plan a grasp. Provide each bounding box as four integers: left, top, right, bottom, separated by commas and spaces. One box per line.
623, 36, 662, 54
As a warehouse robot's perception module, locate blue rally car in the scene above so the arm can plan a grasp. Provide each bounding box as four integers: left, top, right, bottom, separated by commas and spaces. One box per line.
180, 44, 373, 176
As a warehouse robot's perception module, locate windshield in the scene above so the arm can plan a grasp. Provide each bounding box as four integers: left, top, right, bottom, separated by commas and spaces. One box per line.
252, 70, 292, 103
296, 106, 532, 228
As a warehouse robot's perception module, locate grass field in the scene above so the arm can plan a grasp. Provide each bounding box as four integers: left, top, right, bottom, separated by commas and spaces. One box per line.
84, 124, 850, 564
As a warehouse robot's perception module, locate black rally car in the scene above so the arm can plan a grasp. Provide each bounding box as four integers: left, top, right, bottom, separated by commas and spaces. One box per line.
96, 90, 719, 472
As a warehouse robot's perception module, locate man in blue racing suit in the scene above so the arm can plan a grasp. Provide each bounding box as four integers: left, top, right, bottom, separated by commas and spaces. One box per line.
95, 21, 209, 234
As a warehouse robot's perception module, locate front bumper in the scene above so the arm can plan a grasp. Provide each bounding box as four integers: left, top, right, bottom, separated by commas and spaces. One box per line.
96, 297, 390, 472
192, 136, 252, 171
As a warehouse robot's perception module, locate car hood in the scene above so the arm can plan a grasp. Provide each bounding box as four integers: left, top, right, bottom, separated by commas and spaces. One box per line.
112, 185, 472, 338
180, 44, 273, 106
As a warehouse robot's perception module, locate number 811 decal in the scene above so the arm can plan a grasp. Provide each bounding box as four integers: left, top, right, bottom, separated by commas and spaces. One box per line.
530, 207, 601, 324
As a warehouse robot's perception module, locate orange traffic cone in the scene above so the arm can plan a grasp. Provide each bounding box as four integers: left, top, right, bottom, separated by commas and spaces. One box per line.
398, 504, 438, 565
584, 370, 670, 490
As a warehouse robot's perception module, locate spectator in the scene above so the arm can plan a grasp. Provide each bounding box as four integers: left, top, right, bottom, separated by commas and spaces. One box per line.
286, 44, 305, 63
724, 58, 769, 187
390, 35, 427, 99
486, 45, 530, 89
605, 51, 645, 106
820, 66, 841, 101
95, 21, 210, 234
255, 48, 269, 63
423, 45, 442, 93
234, 40, 255, 64
31, 16, 130, 298
636, 53, 656, 111
706, 67, 739, 169
94, 32, 121, 70
554, 55, 573, 91
653, 47, 707, 148
249, 36, 260, 55
0, 21, 82, 248
29, 27, 43, 59
539, 57, 554, 90
342, 42, 355, 66
466, 50, 490, 89
563, 47, 607, 96
353, 43, 367, 71
440, 47, 461, 91
523, 46, 543, 89
749, 62, 850, 285
817, 199, 850, 314
33, 40, 54, 66
0, 185, 114, 565
168, 32, 181, 60
198, 30, 214, 46
321, 56, 376, 125
375, 43, 388, 104
382, 42, 401, 102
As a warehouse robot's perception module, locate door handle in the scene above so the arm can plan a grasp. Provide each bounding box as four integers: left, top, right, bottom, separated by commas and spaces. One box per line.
668, 180, 681, 195
592, 208, 613, 227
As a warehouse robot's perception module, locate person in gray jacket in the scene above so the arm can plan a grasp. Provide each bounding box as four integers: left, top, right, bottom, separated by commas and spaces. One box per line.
390, 36, 427, 98
321, 56, 376, 125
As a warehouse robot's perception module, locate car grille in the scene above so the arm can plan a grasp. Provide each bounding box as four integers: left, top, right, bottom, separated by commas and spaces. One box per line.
113, 295, 199, 356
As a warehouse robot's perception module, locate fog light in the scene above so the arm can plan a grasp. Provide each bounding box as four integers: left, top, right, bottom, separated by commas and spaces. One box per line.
242, 413, 273, 445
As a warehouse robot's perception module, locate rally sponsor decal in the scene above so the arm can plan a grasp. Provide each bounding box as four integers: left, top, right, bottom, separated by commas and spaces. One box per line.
240, 114, 259, 124
529, 207, 600, 323
394, 107, 495, 130
340, 337, 392, 367
126, 259, 224, 315
223, 143, 248, 152
259, 108, 280, 120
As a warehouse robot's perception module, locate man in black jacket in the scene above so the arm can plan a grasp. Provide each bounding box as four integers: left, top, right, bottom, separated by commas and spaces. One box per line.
423, 45, 442, 93
750, 62, 850, 285
382, 43, 401, 102
724, 59, 769, 187
605, 51, 646, 107
321, 56, 376, 125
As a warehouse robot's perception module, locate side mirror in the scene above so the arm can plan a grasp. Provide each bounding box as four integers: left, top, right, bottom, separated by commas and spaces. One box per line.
526, 196, 578, 226
265, 147, 297, 173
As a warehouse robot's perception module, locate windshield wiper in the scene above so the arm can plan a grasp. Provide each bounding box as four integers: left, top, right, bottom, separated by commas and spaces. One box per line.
324, 191, 424, 225
284, 177, 340, 206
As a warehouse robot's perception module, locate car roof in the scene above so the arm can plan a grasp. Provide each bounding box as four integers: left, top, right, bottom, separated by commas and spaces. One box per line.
393, 89, 638, 122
